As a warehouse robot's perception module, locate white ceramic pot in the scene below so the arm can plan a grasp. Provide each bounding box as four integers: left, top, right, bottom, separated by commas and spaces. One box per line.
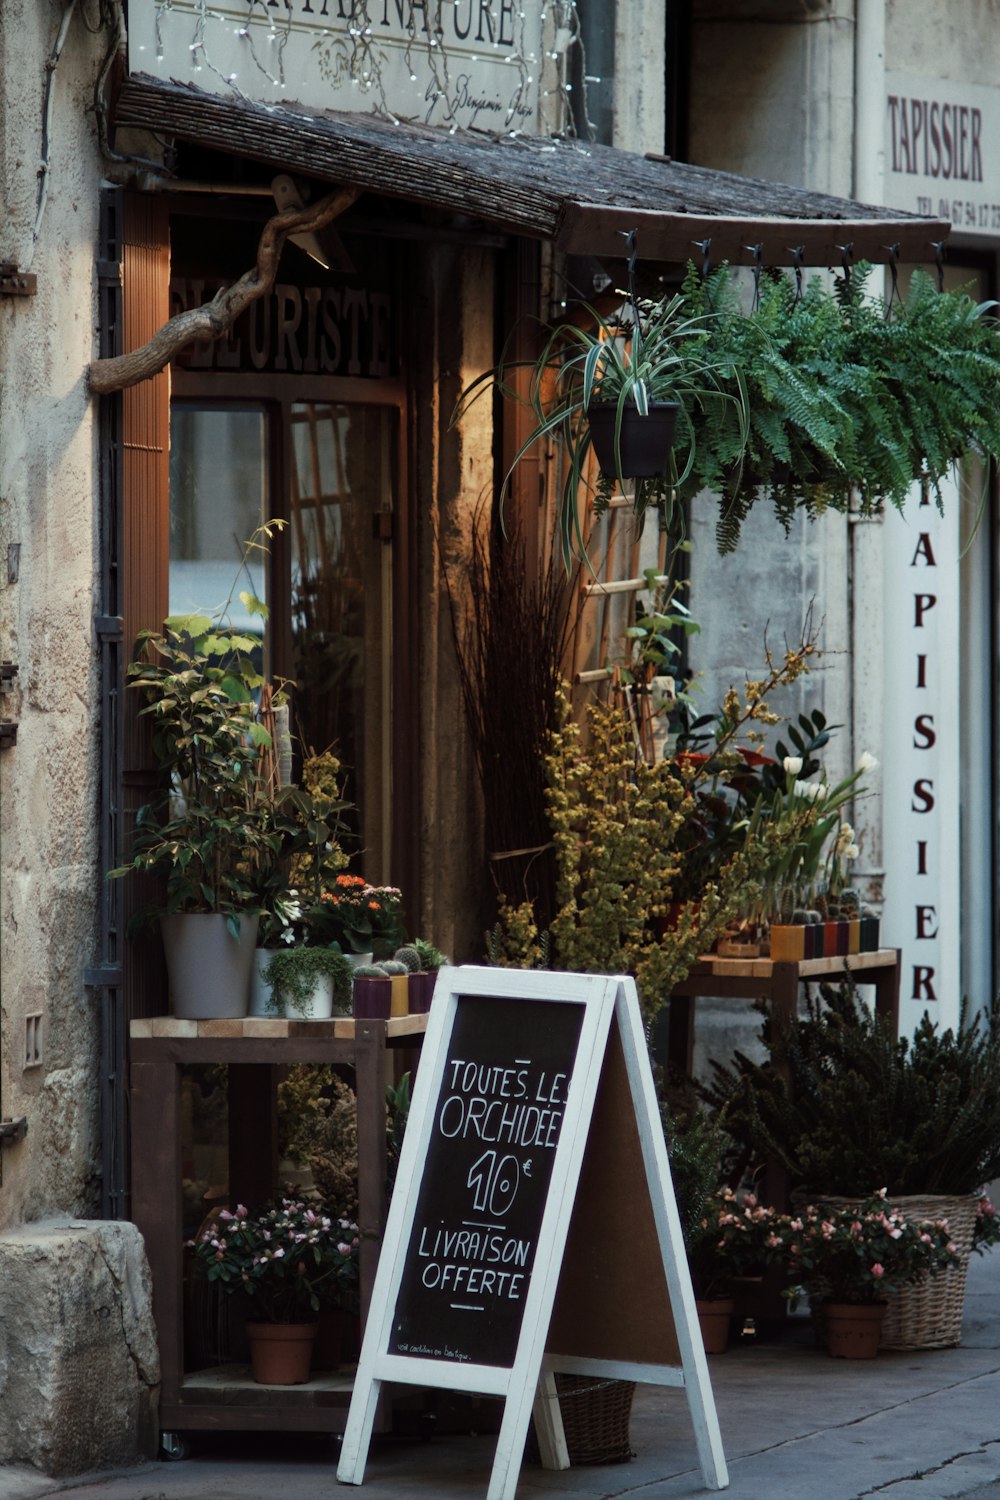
249, 947, 282, 1017
342, 951, 374, 971
290, 972, 335, 1020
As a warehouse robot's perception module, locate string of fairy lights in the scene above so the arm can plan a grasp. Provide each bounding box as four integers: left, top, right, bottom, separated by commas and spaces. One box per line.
143, 0, 593, 137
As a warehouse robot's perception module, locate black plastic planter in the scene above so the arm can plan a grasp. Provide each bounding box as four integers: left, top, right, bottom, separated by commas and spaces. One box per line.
586, 400, 679, 479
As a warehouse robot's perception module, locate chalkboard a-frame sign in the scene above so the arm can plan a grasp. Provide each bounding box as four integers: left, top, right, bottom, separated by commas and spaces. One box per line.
337, 966, 729, 1497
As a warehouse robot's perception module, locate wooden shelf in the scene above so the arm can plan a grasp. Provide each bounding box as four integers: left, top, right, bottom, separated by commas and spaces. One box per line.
130, 1013, 428, 1438
686, 947, 900, 982
129, 1013, 429, 1040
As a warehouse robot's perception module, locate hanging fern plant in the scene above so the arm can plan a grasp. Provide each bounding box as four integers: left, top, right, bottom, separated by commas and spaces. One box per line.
682, 260, 1000, 551
456, 252, 1000, 563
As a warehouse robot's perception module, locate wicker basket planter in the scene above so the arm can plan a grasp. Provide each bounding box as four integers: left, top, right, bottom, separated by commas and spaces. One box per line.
812, 1193, 979, 1349
553, 1375, 635, 1465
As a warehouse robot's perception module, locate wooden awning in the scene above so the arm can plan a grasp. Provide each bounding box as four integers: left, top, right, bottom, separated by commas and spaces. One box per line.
115, 75, 950, 268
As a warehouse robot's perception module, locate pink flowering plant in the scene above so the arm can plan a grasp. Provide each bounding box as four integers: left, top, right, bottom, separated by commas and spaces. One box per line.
973, 1192, 1000, 1255
188, 1198, 360, 1323
773, 1191, 959, 1307
687, 1187, 780, 1300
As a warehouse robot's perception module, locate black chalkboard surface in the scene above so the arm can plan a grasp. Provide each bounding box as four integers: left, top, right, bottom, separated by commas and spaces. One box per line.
388, 993, 585, 1369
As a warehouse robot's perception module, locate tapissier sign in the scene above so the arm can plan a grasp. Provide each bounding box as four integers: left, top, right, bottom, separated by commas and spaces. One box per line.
886, 72, 1000, 237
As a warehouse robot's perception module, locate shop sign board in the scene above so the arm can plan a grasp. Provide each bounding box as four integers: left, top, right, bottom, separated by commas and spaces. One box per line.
127, 0, 553, 133
881, 481, 961, 1036
885, 72, 1000, 237
337, 966, 728, 1499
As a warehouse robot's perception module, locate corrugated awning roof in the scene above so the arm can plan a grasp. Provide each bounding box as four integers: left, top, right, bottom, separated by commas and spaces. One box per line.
116, 75, 950, 268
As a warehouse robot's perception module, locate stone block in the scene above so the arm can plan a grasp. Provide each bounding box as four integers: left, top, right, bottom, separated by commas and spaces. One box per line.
0, 1219, 159, 1476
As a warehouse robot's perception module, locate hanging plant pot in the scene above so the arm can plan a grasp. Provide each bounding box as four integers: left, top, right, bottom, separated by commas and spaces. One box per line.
586, 400, 679, 480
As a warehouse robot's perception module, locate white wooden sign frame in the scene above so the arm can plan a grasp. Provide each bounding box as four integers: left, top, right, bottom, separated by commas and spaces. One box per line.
337, 965, 728, 1496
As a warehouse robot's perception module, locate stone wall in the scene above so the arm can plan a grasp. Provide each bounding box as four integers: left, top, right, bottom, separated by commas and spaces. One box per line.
0, 0, 104, 1228
0, 6, 160, 1478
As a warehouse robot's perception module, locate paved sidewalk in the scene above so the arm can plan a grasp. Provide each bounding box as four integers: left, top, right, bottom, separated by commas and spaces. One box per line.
5, 1250, 1000, 1500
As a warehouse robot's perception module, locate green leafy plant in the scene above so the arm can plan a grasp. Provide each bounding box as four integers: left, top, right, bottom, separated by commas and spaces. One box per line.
412, 938, 449, 971
109, 613, 281, 928
774, 1192, 958, 1307
487, 635, 831, 1006
704, 983, 1000, 1197
683, 262, 1000, 550
261, 946, 352, 1016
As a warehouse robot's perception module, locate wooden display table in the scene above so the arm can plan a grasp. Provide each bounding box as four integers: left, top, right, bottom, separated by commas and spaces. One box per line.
129, 1013, 427, 1440
667, 948, 901, 1081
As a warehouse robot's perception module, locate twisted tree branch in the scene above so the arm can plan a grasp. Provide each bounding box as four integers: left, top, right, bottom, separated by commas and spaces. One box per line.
87, 185, 360, 394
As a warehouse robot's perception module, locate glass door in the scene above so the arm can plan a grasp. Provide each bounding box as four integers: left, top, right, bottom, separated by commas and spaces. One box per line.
168, 393, 400, 883
169, 404, 269, 649
288, 401, 397, 878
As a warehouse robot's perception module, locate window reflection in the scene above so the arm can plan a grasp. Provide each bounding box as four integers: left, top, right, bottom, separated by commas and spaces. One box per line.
290, 402, 395, 877
169, 406, 267, 634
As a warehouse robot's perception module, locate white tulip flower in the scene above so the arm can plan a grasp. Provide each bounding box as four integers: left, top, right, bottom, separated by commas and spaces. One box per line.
858, 750, 879, 773
783, 756, 803, 775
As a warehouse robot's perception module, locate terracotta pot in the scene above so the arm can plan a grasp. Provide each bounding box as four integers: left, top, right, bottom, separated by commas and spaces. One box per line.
695, 1297, 735, 1355
245, 1321, 318, 1384
586, 399, 679, 479
824, 1302, 886, 1360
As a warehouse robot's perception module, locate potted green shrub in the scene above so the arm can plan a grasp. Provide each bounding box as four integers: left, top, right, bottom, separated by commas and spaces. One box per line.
705, 983, 1000, 1347
110, 610, 281, 1019
664, 1105, 777, 1353
260, 945, 352, 1020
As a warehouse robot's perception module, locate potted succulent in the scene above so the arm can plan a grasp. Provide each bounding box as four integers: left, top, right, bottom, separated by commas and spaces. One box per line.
188, 1198, 360, 1384
773, 1192, 958, 1358
109, 610, 281, 1019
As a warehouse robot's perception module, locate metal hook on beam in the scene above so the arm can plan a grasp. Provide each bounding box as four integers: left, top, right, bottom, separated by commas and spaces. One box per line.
930, 238, 946, 293
745, 243, 764, 311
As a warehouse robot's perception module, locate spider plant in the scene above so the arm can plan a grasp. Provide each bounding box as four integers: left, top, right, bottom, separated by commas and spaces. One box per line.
455, 293, 750, 567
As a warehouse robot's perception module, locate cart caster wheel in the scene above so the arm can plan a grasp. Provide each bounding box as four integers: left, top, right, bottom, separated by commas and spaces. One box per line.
159, 1431, 191, 1462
